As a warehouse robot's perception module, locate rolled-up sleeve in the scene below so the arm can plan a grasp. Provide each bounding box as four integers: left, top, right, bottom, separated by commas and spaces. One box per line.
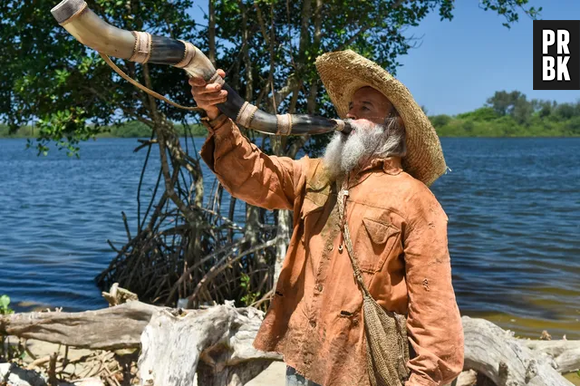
403, 188, 464, 386
199, 115, 305, 211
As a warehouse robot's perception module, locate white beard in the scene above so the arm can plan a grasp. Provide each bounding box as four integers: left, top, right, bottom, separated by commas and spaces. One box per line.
322, 119, 404, 181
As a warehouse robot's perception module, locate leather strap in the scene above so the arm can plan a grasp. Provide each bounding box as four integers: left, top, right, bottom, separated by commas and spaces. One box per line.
337, 182, 371, 297
99, 53, 202, 112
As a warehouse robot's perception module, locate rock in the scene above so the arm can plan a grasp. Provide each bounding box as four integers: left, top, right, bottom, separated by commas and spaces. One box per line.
0, 362, 47, 386
457, 369, 478, 386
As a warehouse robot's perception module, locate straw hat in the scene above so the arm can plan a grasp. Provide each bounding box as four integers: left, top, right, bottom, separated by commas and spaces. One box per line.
315, 50, 446, 186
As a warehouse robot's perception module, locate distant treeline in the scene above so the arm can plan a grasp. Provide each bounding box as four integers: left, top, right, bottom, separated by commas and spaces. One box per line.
431, 91, 580, 137
0, 121, 208, 138
2, 91, 580, 138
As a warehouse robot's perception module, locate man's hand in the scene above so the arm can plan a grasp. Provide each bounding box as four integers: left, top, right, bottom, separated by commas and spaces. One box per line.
189, 69, 227, 120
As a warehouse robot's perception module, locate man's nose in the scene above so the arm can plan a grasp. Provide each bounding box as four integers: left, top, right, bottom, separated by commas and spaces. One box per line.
346, 110, 357, 120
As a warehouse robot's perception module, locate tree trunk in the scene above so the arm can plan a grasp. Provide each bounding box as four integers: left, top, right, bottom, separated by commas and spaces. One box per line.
208, 0, 216, 66
274, 209, 291, 284
245, 205, 261, 246
288, 0, 312, 113
306, 0, 323, 115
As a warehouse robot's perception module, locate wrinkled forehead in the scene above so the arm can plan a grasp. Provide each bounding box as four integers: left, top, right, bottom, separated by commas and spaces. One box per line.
350, 86, 393, 108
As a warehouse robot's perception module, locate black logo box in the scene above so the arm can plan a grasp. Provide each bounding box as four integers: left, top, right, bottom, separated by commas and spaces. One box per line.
533, 20, 580, 90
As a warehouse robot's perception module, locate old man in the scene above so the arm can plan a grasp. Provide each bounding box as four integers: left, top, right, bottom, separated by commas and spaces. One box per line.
190, 50, 464, 386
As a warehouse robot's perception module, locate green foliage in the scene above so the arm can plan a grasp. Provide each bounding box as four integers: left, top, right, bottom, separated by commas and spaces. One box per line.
479, 0, 541, 28
432, 91, 580, 137
0, 295, 25, 363
0, 121, 208, 139
0, 0, 539, 156
457, 107, 500, 121
0, 295, 13, 315
214, 0, 538, 154
430, 114, 452, 129
240, 273, 260, 307
0, 124, 35, 138
0, 0, 199, 155
98, 121, 153, 138
174, 123, 208, 138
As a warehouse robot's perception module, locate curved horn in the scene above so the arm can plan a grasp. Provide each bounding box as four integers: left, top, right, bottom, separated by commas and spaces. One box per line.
51, 0, 352, 136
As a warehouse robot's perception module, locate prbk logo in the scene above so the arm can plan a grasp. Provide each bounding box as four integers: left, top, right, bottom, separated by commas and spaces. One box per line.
533, 20, 580, 90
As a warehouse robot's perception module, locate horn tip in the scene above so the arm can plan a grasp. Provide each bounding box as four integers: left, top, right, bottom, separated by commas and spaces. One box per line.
51, 0, 87, 24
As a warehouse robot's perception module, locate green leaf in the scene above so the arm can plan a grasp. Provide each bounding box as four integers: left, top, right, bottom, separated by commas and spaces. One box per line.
0, 295, 10, 308
0, 295, 13, 315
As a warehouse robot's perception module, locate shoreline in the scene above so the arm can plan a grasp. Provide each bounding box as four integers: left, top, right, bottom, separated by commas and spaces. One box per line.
3, 322, 579, 386
12, 298, 580, 341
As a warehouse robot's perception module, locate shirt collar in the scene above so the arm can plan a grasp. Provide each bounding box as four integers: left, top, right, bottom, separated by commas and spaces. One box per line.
359, 156, 403, 176
344, 156, 403, 189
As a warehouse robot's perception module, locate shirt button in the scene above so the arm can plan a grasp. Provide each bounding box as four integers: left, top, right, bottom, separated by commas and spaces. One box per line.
338, 245, 344, 253
316, 284, 323, 292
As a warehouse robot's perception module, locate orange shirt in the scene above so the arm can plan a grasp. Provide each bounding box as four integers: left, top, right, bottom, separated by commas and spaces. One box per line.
200, 116, 464, 386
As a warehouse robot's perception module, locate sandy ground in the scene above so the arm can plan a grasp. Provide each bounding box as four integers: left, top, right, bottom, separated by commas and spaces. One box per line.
21, 338, 288, 385
246, 361, 286, 386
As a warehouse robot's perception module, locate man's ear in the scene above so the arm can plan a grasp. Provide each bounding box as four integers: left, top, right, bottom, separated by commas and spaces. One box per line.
397, 116, 404, 128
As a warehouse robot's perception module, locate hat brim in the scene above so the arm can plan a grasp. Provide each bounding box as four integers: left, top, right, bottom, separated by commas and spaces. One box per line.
315, 50, 446, 186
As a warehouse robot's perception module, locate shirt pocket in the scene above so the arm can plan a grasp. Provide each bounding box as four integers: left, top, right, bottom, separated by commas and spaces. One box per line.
355, 217, 401, 273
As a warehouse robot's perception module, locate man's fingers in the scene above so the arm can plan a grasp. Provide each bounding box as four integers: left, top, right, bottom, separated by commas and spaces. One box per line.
195, 98, 227, 109
189, 70, 227, 110
189, 68, 226, 86
189, 77, 206, 86
192, 90, 227, 101
189, 70, 225, 86
195, 92, 228, 105
191, 84, 221, 94
191, 83, 223, 96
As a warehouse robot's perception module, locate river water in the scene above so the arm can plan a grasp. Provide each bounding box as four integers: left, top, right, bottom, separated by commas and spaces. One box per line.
0, 137, 578, 339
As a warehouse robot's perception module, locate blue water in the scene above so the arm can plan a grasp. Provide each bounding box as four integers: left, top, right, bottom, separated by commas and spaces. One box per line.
0, 137, 579, 338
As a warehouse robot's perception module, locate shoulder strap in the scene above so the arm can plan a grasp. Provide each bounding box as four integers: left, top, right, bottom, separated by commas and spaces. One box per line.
336, 183, 371, 297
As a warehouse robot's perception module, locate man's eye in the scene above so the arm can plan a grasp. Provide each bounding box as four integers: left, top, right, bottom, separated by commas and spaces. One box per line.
361, 106, 370, 111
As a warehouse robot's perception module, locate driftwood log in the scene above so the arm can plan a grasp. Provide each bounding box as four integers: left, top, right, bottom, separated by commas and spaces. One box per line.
462, 316, 576, 386
524, 340, 580, 374
1, 303, 579, 386
0, 301, 159, 350
139, 302, 280, 386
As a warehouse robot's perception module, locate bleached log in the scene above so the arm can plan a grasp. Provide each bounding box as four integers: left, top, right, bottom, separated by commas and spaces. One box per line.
462, 316, 574, 386
2, 302, 579, 386
523, 340, 580, 373
138, 302, 281, 386
0, 301, 160, 350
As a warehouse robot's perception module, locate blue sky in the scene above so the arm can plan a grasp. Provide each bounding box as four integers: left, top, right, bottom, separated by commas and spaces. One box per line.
393, 1, 580, 115
188, 1, 580, 116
